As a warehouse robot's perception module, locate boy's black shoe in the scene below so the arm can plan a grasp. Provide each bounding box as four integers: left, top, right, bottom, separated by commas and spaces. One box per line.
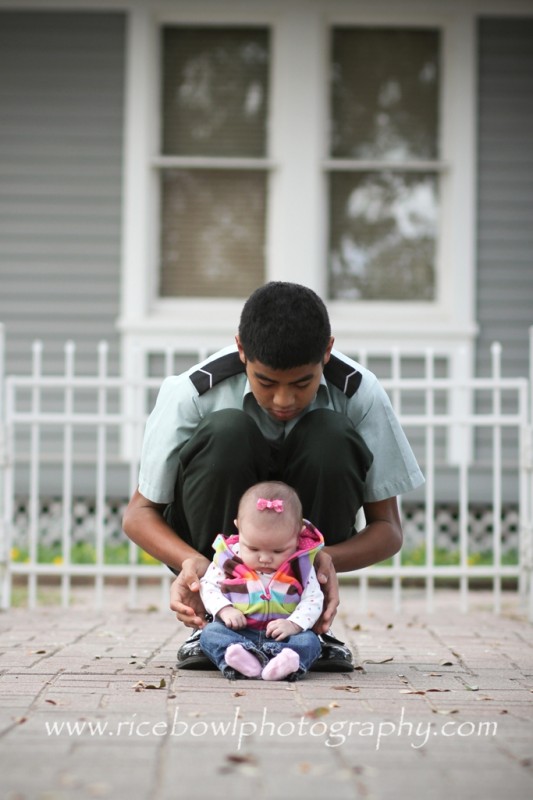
310, 631, 354, 672
176, 629, 217, 670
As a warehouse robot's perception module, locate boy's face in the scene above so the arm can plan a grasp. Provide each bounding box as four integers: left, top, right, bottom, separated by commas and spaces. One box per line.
236, 336, 334, 422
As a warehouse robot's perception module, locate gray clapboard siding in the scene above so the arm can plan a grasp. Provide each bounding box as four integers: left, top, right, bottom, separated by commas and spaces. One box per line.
0, 11, 125, 376
476, 17, 533, 379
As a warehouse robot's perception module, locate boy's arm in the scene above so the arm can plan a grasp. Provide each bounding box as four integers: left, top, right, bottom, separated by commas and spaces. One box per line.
324, 497, 403, 572
311, 497, 401, 633
122, 488, 210, 627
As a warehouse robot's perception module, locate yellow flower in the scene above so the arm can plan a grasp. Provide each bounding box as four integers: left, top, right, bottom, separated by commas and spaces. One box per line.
140, 551, 159, 565
53, 556, 64, 566
10, 547, 21, 561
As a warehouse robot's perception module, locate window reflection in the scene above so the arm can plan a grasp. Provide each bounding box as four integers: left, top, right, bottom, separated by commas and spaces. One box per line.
160, 170, 266, 298
329, 172, 437, 300
162, 28, 269, 157
331, 28, 440, 161
328, 27, 440, 301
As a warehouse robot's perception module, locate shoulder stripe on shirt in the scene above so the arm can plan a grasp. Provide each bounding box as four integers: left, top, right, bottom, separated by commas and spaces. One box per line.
189, 352, 245, 395
324, 354, 362, 397
189, 350, 362, 398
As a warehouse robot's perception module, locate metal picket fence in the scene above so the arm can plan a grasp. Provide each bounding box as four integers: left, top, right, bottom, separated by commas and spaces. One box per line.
0, 325, 532, 618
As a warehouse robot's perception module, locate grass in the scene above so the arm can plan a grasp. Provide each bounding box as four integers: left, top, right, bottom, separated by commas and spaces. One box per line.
10, 542, 519, 568
10, 541, 158, 566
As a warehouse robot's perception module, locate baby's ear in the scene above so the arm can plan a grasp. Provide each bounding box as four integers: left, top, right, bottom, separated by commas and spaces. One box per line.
233, 519, 239, 530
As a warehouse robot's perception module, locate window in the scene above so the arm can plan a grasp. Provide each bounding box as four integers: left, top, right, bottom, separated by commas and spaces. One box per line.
327, 28, 441, 302
158, 26, 270, 298
120, 5, 476, 371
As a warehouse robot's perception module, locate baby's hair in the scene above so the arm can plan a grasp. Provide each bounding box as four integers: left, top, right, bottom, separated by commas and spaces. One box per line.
237, 481, 303, 532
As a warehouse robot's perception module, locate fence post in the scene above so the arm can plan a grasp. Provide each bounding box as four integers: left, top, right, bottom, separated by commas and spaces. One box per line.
0, 323, 9, 608
521, 327, 533, 622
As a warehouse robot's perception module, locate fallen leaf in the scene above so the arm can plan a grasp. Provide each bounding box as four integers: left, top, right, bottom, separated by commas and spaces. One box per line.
329, 701, 340, 708
147, 678, 166, 690
363, 657, 394, 665
332, 685, 360, 693
352, 624, 362, 631
400, 690, 426, 695
386, 623, 394, 629
220, 754, 259, 775
45, 699, 58, 705
304, 706, 330, 719
426, 688, 451, 693
424, 672, 443, 677
439, 660, 454, 666
465, 684, 479, 692
227, 754, 257, 764
233, 691, 246, 697
132, 678, 166, 691
432, 708, 460, 715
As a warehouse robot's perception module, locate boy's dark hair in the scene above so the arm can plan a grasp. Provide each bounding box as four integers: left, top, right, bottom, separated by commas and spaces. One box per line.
238, 282, 331, 368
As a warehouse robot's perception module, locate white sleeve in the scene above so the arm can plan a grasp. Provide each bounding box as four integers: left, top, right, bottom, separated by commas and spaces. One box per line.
199, 561, 232, 618
287, 569, 324, 631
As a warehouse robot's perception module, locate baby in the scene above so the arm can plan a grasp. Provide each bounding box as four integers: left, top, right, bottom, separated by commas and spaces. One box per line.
199, 481, 324, 681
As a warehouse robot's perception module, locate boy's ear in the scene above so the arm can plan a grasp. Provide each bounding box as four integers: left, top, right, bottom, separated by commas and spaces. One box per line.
235, 335, 246, 364
323, 336, 335, 364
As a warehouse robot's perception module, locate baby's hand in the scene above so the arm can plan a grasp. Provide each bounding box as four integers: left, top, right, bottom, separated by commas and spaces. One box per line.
266, 619, 302, 641
218, 606, 247, 629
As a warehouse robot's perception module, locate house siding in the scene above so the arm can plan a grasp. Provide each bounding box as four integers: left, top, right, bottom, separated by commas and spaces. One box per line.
0, 11, 125, 375
476, 17, 533, 379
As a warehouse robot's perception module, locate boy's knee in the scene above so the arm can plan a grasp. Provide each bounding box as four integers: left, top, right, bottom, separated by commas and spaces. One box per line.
289, 409, 373, 473
197, 410, 264, 456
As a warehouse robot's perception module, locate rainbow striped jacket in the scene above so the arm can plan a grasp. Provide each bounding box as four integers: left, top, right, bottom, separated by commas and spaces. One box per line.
211, 521, 324, 630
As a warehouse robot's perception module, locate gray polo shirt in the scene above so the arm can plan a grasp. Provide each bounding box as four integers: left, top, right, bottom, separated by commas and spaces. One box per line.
138, 345, 424, 505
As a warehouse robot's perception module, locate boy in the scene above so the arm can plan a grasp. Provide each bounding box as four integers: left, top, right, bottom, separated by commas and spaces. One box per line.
123, 282, 424, 670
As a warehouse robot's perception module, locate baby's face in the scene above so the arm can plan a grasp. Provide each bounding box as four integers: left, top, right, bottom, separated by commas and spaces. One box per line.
237, 521, 299, 573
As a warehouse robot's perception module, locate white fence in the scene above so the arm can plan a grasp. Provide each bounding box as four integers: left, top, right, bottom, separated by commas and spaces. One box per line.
0, 326, 532, 618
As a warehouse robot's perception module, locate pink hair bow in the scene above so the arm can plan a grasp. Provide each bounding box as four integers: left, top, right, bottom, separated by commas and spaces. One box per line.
256, 498, 284, 513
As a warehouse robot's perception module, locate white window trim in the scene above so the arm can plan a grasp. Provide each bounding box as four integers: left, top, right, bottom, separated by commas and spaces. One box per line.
118, 1, 479, 363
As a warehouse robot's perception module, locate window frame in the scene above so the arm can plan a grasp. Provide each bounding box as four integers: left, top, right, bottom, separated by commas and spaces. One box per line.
119, 2, 478, 357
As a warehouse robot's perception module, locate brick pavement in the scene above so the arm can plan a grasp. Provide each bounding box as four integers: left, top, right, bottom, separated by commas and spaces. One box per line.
0, 585, 532, 800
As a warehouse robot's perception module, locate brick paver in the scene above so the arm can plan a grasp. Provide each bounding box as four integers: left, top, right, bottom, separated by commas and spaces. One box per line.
1, 585, 532, 800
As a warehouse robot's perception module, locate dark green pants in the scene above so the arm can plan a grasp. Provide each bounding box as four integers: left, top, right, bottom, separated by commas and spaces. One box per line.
165, 408, 373, 559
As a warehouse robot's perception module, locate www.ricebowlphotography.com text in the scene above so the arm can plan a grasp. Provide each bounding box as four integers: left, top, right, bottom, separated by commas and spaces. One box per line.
45, 706, 498, 752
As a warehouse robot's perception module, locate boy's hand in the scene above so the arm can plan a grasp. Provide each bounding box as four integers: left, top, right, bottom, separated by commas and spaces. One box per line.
266, 619, 302, 641
169, 555, 210, 628
313, 550, 339, 634
218, 606, 247, 629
